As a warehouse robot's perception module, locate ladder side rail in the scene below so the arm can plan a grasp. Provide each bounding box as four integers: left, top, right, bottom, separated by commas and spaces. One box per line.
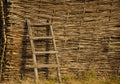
49, 25, 62, 83
27, 21, 39, 80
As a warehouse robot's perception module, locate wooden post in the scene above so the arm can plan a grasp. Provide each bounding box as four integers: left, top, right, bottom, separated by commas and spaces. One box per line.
0, 0, 7, 81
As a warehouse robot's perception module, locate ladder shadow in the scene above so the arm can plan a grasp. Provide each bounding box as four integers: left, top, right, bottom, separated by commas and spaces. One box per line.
37, 25, 51, 79
20, 21, 28, 79
44, 25, 50, 79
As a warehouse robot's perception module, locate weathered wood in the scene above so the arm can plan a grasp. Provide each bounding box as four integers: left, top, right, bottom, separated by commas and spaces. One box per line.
28, 21, 61, 83
50, 24, 62, 83
31, 23, 52, 27
31, 36, 53, 40
28, 20, 39, 80
0, 0, 7, 80
34, 51, 58, 54
27, 64, 60, 68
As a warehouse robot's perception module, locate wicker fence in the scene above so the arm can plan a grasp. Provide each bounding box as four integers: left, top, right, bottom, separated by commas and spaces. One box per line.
0, 0, 120, 80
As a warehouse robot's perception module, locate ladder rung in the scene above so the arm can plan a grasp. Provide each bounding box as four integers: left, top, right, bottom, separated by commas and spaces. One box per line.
27, 64, 59, 68
31, 36, 53, 40
31, 23, 51, 27
34, 51, 58, 54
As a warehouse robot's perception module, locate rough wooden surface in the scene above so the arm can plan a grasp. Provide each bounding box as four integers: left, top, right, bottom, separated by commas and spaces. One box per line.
1, 0, 120, 80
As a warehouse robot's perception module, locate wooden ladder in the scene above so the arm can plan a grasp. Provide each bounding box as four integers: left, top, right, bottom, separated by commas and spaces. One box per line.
27, 21, 62, 83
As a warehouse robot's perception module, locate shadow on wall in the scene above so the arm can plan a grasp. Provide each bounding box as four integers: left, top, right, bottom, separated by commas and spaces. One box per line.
20, 21, 28, 79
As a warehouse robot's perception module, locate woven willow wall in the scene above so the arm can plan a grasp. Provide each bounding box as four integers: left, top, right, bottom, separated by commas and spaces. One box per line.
1, 0, 120, 80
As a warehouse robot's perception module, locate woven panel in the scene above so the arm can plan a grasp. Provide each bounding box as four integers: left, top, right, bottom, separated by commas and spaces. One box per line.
2, 0, 120, 80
